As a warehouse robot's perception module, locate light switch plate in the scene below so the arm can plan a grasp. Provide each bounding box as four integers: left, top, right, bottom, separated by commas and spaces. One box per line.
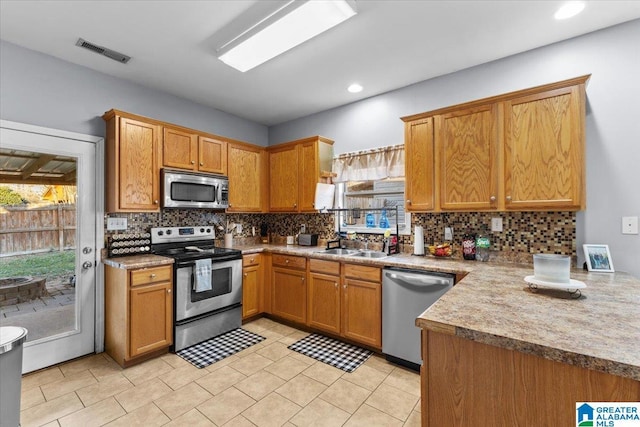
444, 227, 453, 241
491, 217, 503, 232
236, 224, 243, 234
622, 216, 638, 234
106, 217, 127, 231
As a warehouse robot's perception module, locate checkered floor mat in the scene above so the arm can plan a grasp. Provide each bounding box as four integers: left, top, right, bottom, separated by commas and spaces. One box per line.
288, 333, 372, 373
176, 328, 265, 369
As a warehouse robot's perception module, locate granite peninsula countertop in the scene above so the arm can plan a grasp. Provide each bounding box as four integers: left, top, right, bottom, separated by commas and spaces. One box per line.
103, 243, 640, 381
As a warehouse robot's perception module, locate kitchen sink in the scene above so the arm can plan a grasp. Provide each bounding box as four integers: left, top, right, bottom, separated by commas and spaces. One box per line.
319, 248, 359, 255
349, 250, 388, 259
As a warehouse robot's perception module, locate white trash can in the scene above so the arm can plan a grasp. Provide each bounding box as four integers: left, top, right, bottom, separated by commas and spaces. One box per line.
0, 326, 28, 427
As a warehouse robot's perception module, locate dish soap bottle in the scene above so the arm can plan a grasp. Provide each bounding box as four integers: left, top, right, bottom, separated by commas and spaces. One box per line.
379, 209, 390, 228
462, 228, 476, 260
475, 227, 490, 262
365, 211, 375, 228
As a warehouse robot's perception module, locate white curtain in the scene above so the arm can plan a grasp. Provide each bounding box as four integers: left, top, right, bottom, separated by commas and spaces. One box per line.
332, 144, 404, 182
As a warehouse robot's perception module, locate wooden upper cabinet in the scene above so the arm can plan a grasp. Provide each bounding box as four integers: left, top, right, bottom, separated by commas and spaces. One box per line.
269, 144, 299, 212
269, 136, 334, 213
163, 127, 198, 170
402, 75, 589, 212
504, 85, 586, 210
227, 142, 266, 212
404, 117, 435, 211
199, 136, 227, 175
163, 127, 228, 175
104, 111, 162, 212
437, 104, 499, 210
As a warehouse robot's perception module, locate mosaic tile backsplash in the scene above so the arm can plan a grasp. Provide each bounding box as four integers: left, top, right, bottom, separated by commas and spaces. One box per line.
106, 210, 575, 264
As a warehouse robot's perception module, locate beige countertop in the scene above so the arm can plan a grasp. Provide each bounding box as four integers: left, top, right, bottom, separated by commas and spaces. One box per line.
102, 254, 174, 269
104, 243, 640, 381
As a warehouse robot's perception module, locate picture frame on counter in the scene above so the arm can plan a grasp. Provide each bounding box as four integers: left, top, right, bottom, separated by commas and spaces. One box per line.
583, 244, 614, 272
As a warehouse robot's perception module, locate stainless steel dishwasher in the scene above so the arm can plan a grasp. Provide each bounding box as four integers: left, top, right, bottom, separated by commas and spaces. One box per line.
382, 267, 455, 370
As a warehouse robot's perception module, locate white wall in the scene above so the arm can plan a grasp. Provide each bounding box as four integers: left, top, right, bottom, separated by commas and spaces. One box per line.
269, 20, 640, 278
0, 40, 268, 146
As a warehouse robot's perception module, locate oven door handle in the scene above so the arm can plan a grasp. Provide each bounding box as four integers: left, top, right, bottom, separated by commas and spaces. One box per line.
175, 254, 241, 269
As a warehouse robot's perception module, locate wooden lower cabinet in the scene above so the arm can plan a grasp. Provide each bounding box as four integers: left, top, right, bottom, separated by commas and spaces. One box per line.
105, 264, 173, 367
308, 265, 341, 335
242, 254, 262, 319
271, 255, 307, 324
342, 277, 382, 348
421, 329, 640, 426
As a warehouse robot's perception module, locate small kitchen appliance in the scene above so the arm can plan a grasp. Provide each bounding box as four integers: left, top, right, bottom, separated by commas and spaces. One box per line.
161, 169, 229, 209
298, 234, 319, 246
151, 226, 242, 351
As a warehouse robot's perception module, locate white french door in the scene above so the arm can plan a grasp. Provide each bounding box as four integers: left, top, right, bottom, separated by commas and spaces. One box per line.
0, 121, 102, 373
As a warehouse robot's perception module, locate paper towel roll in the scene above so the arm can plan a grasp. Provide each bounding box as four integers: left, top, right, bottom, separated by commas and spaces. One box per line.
414, 226, 425, 255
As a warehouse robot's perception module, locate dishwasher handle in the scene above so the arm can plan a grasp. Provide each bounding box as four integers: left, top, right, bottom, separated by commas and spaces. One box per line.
384, 271, 453, 288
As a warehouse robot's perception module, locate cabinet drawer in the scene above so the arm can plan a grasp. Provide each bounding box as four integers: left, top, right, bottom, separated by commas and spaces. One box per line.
310, 259, 340, 275
243, 254, 261, 267
272, 254, 306, 270
130, 266, 172, 287
344, 264, 381, 282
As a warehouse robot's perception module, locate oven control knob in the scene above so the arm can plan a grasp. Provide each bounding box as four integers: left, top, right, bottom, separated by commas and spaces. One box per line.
200, 228, 205, 233
166, 230, 172, 235
206, 228, 211, 233
158, 231, 164, 236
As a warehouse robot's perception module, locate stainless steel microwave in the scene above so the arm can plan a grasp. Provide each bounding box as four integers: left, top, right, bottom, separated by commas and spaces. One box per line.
161, 169, 229, 209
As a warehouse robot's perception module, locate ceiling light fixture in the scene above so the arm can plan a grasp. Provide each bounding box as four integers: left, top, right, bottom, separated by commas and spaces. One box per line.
217, 0, 357, 72
347, 83, 363, 93
554, 1, 585, 20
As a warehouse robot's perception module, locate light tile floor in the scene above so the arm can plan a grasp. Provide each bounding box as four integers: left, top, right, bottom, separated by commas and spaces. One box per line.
20, 318, 421, 427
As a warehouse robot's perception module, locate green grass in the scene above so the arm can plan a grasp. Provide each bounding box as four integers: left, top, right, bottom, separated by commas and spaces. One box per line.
0, 250, 76, 279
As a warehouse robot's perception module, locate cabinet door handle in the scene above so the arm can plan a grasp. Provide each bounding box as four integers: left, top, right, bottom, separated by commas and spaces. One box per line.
285, 259, 289, 263
506, 195, 512, 202
293, 203, 297, 208
243, 273, 247, 277
250, 258, 254, 263
150, 273, 156, 278
191, 160, 195, 164
154, 200, 159, 204
343, 284, 347, 289
406, 199, 412, 205
490, 196, 496, 202
334, 282, 338, 288
301, 277, 305, 282
167, 289, 171, 293
200, 162, 204, 166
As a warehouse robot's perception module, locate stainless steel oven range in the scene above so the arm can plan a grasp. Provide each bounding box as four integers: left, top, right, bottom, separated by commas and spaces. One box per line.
151, 226, 242, 351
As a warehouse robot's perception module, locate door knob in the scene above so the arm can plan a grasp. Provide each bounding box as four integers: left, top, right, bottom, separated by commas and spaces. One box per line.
82, 261, 93, 270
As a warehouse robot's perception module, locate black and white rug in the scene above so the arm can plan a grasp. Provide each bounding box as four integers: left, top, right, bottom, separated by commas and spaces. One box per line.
288, 333, 372, 373
176, 328, 265, 369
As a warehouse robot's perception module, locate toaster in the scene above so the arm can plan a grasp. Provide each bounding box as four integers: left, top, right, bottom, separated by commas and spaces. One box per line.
298, 234, 319, 246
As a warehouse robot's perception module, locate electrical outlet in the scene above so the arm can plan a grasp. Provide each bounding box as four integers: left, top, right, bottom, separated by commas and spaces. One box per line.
444, 227, 453, 241
491, 217, 503, 232
106, 217, 127, 231
622, 216, 638, 234
236, 224, 243, 234
300, 224, 306, 233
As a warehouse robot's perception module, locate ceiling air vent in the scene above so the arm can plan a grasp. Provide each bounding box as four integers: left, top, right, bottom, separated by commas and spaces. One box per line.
75, 38, 131, 64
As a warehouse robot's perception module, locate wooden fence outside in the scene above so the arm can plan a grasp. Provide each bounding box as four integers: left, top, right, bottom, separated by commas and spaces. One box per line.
0, 204, 76, 257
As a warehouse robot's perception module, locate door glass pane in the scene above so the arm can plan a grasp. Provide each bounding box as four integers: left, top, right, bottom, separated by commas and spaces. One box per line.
0, 148, 78, 342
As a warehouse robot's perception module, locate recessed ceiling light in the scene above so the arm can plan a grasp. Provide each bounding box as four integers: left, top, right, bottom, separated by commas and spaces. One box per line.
554, 1, 585, 20
347, 83, 363, 93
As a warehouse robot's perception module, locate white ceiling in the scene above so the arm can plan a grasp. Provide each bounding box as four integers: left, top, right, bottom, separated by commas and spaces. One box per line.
2, 1, 640, 126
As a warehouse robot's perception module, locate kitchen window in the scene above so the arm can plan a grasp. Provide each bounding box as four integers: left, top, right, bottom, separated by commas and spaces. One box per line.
332, 144, 410, 235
